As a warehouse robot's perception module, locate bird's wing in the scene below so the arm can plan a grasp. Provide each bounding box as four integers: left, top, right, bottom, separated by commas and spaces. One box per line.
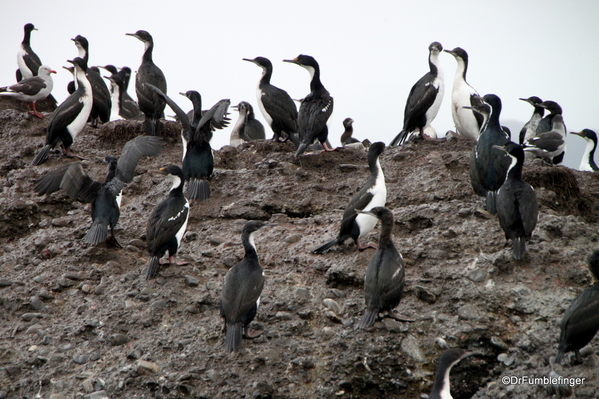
46, 93, 85, 141
116, 135, 164, 183
34, 162, 101, 203
260, 87, 298, 130
144, 83, 191, 132
221, 265, 265, 320
147, 199, 189, 253
527, 132, 564, 152
403, 76, 438, 128
343, 184, 374, 220
7, 76, 46, 96
298, 94, 333, 143
195, 99, 231, 142
23, 53, 42, 77
34, 163, 77, 196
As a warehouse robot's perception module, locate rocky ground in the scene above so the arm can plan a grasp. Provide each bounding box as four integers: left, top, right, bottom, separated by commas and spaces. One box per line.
1, 96, 599, 399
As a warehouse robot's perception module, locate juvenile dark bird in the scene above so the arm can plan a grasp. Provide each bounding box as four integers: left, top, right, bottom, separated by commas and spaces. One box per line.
518, 96, 544, 145
243, 56, 298, 142
229, 101, 265, 147
391, 41, 444, 146
535, 100, 563, 137
313, 142, 386, 254
556, 250, 599, 364
146, 165, 189, 280
570, 129, 599, 171
0, 65, 55, 118
445, 47, 482, 141
34, 136, 163, 246
145, 84, 230, 200
340, 117, 360, 146
103, 66, 142, 120
429, 349, 479, 399
126, 30, 167, 136
16, 23, 42, 82
31, 58, 93, 166
283, 55, 334, 157
220, 220, 274, 352
356, 207, 404, 329
493, 142, 538, 260
523, 114, 566, 166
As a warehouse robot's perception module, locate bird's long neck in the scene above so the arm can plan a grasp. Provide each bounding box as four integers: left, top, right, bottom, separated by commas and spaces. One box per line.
77, 46, 89, 64
506, 152, 524, 181
169, 174, 185, 197
377, 213, 395, 249
309, 66, 326, 94
580, 138, 598, 171
429, 51, 441, 76
242, 231, 259, 261
454, 57, 468, 84
533, 105, 545, 118
259, 65, 273, 87
487, 103, 502, 130
22, 29, 31, 46
341, 124, 353, 142
142, 40, 154, 64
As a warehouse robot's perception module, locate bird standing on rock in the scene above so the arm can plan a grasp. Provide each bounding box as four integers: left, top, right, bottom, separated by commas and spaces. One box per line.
523, 114, 566, 166
16, 23, 42, 82
0, 65, 55, 118
340, 117, 360, 146
518, 96, 544, 145
283, 55, 334, 157
229, 101, 265, 147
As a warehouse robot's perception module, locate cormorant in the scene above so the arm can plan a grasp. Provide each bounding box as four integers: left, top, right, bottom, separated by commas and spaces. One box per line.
0, 65, 56, 118
283, 55, 334, 157
313, 142, 386, 254
146, 165, 189, 279
31, 58, 93, 166
523, 114, 566, 166
340, 117, 360, 146
229, 101, 265, 146
493, 142, 538, 260
570, 129, 599, 171
429, 349, 479, 399
34, 136, 163, 246
534, 100, 565, 164
126, 30, 167, 136
390, 41, 444, 146
243, 56, 298, 143
103, 67, 143, 120
518, 96, 544, 145
220, 220, 275, 352
356, 207, 404, 329
16, 23, 42, 82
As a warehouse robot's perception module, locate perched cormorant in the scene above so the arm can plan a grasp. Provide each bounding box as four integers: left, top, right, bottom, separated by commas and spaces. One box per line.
0, 65, 55, 118
468, 94, 511, 214
103, 67, 143, 120
31, 58, 93, 166
356, 207, 404, 329
570, 129, 599, 171
283, 55, 334, 157
556, 249, 599, 364
493, 142, 538, 260
243, 56, 298, 143
71, 35, 111, 127
145, 84, 230, 201
146, 165, 190, 279
518, 96, 544, 145
229, 101, 265, 146
220, 220, 274, 352
16, 23, 42, 82
523, 114, 566, 166
429, 349, 479, 399
34, 136, 163, 246
126, 30, 167, 136
444, 47, 482, 141
313, 142, 386, 254
390, 41, 444, 146
535, 100, 563, 137
340, 117, 360, 146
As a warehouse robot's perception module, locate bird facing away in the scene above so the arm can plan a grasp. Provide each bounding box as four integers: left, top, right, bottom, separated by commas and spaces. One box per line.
144, 84, 230, 201
390, 41, 444, 146
468, 94, 511, 214
518, 96, 544, 145
31, 57, 93, 166
313, 142, 387, 254
243, 56, 298, 142
523, 114, 567, 166
16, 23, 42, 82
556, 249, 599, 364
429, 349, 479, 399
0, 65, 56, 118
444, 47, 482, 141
570, 129, 599, 171
283, 55, 334, 157
220, 220, 275, 352
493, 142, 538, 260
34, 136, 163, 247
229, 101, 265, 146
145, 165, 190, 280
126, 30, 167, 136
356, 207, 405, 329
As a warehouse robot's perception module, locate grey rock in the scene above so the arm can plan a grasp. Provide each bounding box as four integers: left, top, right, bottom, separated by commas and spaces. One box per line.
83, 391, 109, 399
382, 318, 402, 333
294, 287, 310, 299
490, 336, 509, 351
137, 360, 160, 374
497, 353, 515, 366
467, 268, 487, 282
458, 304, 481, 321
184, 275, 200, 287
73, 354, 89, 364
0, 279, 13, 287
275, 311, 293, 320
29, 296, 45, 311
108, 334, 129, 346
414, 286, 437, 303
401, 335, 425, 362
322, 298, 342, 314
21, 313, 43, 321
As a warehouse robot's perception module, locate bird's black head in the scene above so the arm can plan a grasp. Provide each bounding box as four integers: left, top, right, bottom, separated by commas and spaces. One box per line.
72, 35, 89, 51
519, 96, 543, 106
482, 94, 502, 116
493, 141, 523, 158
232, 101, 251, 114
105, 155, 118, 170
570, 129, 598, 143
369, 141, 385, 158
102, 65, 118, 75
429, 41, 443, 53
181, 90, 201, 105
126, 30, 153, 43
463, 95, 490, 116
243, 220, 273, 236
435, 348, 478, 374
588, 249, 599, 281
343, 118, 354, 128
120, 66, 132, 76
159, 164, 184, 178
67, 57, 88, 72
243, 56, 272, 70
283, 54, 319, 68
539, 100, 562, 115
444, 47, 468, 62
24, 23, 36, 33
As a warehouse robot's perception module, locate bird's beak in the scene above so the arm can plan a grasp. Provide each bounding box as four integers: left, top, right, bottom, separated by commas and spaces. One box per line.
125, 33, 137, 38
518, 98, 528, 102
357, 209, 374, 217
50, 70, 57, 74
282, 58, 298, 64
462, 106, 473, 110
570, 131, 584, 137
242, 58, 254, 63
443, 49, 454, 55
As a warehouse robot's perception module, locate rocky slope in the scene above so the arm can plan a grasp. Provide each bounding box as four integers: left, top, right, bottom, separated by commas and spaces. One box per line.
1, 96, 599, 399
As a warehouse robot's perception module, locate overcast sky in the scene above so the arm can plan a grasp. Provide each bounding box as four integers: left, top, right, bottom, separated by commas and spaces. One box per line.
2, 1, 598, 169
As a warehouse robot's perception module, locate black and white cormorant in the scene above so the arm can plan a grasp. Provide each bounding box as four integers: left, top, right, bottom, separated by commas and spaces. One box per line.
220, 220, 275, 352
468, 94, 511, 214
145, 84, 230, 201
103, 66, 143, 120
492, 142, 538, 260
116, 66, 142, 119
229, 101, 265, 147
340, 117, 360, 146
390, 41, 444, 146
429, 349, 479, 399
571, 129, 599, 171
243, 56, 298, 143
518, 96, 544, 145
356, 206, 404, 329
313, 142, 387, 254
283, 55, 334, 157
444, 47, 482, 141
34, 136, 163, 246
556, 249, 599, 364
146, 165, 190, 280
71, 35, 111, 127
523, 114, 566, 166
535, 100, 563, 137
0, 65, 55, 118
126, 30, 167, 136
16, 23, 42, 82
31, 58, 93, 166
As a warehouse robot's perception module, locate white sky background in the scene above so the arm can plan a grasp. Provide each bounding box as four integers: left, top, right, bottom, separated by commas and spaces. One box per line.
2, 0, 598, 169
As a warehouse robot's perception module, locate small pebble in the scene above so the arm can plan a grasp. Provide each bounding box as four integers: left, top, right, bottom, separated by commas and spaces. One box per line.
322, 298, 342, 314
22, 313, 43, 321
73, 354, 89, 365
0, 279, 13, 287
109, 333, 129, 346
184, 275, 200, 287
137, 360, 160, 374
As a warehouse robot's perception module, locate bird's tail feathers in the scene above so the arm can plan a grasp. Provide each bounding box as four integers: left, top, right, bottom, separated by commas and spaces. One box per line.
225, 321, 243, 352
513, 237, 525, 260
486, 191, 497, 215
294, 142, 309, 158
312, 238, 340, 255
187, 178, 210, 201
145, 117, 161, 137
555, 349, 565, 364
146, 256, 160, 280
84, 223, 108, 245
390, 130, 408, 146
31, 144, 52, 166
357, 309, 378, 329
